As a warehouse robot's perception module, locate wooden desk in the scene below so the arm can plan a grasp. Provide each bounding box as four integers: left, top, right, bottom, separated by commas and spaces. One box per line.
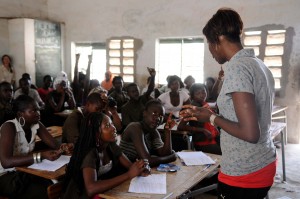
54, 109, 73, 118
99, 153, 221, 199
36, 126, 63, 142
272, 105, 288, 145
16, 165, 66, 182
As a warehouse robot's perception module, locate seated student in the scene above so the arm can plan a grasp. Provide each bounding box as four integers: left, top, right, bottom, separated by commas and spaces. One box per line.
62, 112, 149, 199
178, 83, 221, 155
182, 75, 195, 94
14, 77, 44, 109
0, 81, 14, 126
21, 73, 38, 90
37, 75, 54, 103
109, 76, 129, 113
101, 71, 113, 92
121, 67, 156, 127
0, 95, 73, 199
43, 71, 75, 127
120, 100, 177, 167
158, 75, 190, 119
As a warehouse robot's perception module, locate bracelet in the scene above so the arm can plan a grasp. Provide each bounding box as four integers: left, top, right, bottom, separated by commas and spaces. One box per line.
37, 152, 41, 163
33, 153, 37, 164
209, 114, 217, 126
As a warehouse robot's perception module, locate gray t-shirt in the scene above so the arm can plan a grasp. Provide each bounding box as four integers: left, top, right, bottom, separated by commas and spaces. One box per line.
217, 48, 276, 176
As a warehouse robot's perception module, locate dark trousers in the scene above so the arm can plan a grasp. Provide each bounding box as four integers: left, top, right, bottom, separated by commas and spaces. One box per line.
218, 181, 271, 199
0, 171, 51, 199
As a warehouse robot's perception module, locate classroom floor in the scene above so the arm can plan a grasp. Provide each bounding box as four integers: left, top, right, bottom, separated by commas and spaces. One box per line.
195, 144, 300, 199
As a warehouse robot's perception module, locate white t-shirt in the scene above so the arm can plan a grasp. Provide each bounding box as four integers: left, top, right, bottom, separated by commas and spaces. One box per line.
158, 91, 190, 118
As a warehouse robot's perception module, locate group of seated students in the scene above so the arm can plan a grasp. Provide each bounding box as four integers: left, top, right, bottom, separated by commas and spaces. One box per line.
0, 54, 223, 198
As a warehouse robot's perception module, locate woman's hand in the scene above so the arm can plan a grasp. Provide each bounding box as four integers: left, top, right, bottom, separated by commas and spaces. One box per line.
41, 150, 61, 161
164, 112, 176, 131
127, 160, 145, 179
179, 105, 212, 123
59, 143, 74, 155
147, 67, 156, 77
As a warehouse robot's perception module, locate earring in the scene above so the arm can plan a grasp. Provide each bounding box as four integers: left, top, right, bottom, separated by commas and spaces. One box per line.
18, 116, 25, 127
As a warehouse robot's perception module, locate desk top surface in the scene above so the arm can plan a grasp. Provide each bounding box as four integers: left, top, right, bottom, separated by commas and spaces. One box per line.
16, 164, 66, 180
54, 109, 73, 117
35, 126, 62, 142
100, 153, 221, 199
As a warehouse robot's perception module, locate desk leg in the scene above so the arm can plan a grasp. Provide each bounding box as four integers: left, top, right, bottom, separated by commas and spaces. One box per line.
281, 130, 286, 182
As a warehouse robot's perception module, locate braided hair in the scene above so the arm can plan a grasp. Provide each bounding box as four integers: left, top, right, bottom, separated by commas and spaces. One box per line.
63, 112, 106, 194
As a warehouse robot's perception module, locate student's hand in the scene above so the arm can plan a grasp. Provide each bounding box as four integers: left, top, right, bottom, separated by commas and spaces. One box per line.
147, 67, 156, 77
64, 88, 74, 98
41, 150, 61, 161
59, 143, 74, 155
164, 112, 176, 131
127, 160, 145, 179
180, 105, 212, 123
76, 53, 80, 61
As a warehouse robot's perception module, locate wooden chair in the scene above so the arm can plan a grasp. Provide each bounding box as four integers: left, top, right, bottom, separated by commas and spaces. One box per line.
47, 182, 63, 199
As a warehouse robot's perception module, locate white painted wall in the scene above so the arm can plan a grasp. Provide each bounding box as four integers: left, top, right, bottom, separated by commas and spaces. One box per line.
0, 20, 9, 59
0, 0, 300, 143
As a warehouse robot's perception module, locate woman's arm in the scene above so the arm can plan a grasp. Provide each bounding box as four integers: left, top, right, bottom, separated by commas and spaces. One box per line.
0, 123, 34, 168
47, 92, 66, 112
83, 160, 144, 197
181, 92, 260, 143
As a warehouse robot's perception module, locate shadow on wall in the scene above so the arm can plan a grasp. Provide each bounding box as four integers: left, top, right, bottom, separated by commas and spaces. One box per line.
243, 25, 295, 98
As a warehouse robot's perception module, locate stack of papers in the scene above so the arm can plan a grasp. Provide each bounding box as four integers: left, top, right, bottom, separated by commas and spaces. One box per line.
177, 152, 216, 166
28, 155, 71, 171
129, 174, 166, 194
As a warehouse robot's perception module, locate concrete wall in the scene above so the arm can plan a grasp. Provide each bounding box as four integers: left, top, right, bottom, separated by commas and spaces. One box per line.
0, 0, 300, 143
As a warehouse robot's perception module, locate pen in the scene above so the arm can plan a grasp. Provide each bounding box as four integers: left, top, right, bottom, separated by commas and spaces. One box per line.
162, 192, 173, 199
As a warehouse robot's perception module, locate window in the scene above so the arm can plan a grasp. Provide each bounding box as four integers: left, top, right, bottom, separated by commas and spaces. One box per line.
155, 37, 204, 84
107, 38, 136, 83
75, 43, 106, 82
243, 29, 286, 89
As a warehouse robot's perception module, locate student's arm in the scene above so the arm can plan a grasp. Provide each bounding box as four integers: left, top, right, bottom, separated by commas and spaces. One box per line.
62, 112, 80, 144
37, 121, 61, 149
73, 54, 80, 86
106, 106, 122, 131
65, 88, 76, 109
83, 55, 92, 101
0, 122, 60, 168
119, 153, 132, 169
144, 67, 156, 98
83, 161, 145, 197
177, 120, 212, 139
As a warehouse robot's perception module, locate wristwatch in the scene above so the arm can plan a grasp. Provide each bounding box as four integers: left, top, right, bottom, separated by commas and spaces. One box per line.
209, 114, 217, 126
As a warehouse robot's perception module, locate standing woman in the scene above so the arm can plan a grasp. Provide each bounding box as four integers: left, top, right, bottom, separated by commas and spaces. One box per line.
0, 55, 15, 88
180, 8, 276, 199
62, 112, 148, 199
0, 95, 73, 198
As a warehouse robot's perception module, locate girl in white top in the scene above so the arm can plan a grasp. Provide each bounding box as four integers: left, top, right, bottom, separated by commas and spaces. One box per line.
0, 55, 15, 87
0, 95, 73, 198
158, 75, 190, 118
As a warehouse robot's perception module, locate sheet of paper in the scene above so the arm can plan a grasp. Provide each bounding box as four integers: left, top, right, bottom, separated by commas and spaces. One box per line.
177, 151, 216, 166
129, 174, 166, 194
28, 155, 71, 171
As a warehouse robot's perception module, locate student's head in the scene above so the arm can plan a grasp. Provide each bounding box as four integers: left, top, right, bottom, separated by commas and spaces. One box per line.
64, 112, 116, 193
0, 81, 13, 102
205, 77, 215, 93
202, 8, 243, 64
43, 75, 53, 88
167, 75, 182, 91
184, 75, 195, 89
85, 92, 106, 113
22, 73, 31, 81
127, 83, 140, 101
189, 83, 207, 104
89, 79, 100, 90
19, 77, 31, 95
105, 71, 112, 81
143, 99, 165, 129
13, 95, 40, 125
54, 71, 69, 92
1, 54, 12, 66
112, 76, 124, 92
